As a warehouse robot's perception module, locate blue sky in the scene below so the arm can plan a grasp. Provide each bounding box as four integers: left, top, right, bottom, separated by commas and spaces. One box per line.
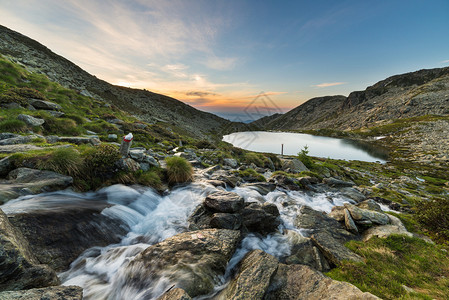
1, 0, 448, 119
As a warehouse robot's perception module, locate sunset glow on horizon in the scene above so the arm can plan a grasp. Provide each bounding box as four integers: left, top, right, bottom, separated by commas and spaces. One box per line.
1, 0, 449, 119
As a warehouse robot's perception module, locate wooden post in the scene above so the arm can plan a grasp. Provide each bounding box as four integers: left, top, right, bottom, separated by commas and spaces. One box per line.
281, 144, 284, 156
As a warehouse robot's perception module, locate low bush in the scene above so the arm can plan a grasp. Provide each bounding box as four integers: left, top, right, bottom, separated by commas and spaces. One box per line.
83, 144, 121, 177
136, 170, 162, 188
0, 119, 28, 132
297, 145, 315, 169
36, 147, 82, 176
415, 198, 449, 242
165, 156, 193, 184
43, 117, 84, 136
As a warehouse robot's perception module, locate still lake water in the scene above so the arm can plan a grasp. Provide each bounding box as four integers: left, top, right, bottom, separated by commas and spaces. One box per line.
223, 131, 388, 163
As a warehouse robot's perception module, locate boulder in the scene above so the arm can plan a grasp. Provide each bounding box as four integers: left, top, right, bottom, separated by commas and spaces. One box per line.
344, 208, 359, 234
0, 144, 43, 154
108, 134, 118, 140
356, 199, 383, 212
116, 158, 140, 172
157, 287, 191, 300
0, 133, 18, 140
0, 209, 59, 291
204, 191, 244, 213
5, 194, 128, 271
344, 203, 389, 226
339, 187, 366, 202
241, 202, 280, 234
0, 135, 36, 146
362, 215, 412, 242
17, 114, 44, 127
265, 264, 380, 299
113, 229, 241, 298
269, 174, 302, 191
241, 182, 276, 195
223, 158, 238, 168
217, 250, 278, 300
206, 180, 226, 188
281, 158, 309, 173
0, 285, 82, 300
46, 111, 65, 117
0, 168, 73, 204
210, 213, 242, 230
328, 206, 345, 222
29, 99, 62, 111
323, 177, 355, 187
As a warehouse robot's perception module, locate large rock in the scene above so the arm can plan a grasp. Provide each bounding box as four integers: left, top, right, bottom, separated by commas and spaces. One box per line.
241, 202, 280, 235
344, 203, 389, 226
265, 264, 380, 299
0, 168, 73, 204
4, 194, 128, 271
114, 229, 241, 298
295, 206, 362, 266
0, 145, 43, 154
0, 209, 59, 291
223, 158, 238, 168
281, 158, 309, 173
217, 250, 278, 300
363, 215, 413, 242
0, 285, 83, 300
28, 99, 62, 111
269, 174, 302, 191
241, 182, 276, 195
0, 135, 37, 146
0, 157, 14, 177
323, 177, 355, 187
204, 191, 244, 213
17, 114, 44, 127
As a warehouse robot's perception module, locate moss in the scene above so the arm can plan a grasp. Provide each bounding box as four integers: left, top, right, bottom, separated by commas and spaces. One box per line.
236, 168, 266, 182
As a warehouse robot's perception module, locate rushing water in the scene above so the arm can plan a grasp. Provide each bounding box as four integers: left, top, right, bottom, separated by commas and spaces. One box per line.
2, 182, 354, 299
223, 131, 388, 162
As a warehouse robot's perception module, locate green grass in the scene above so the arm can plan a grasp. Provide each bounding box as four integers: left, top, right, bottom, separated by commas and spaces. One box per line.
0, 119, 27, 132
236, 168, 266, 182
165, 156, 193, 184
36, 147, 83, 176
326, 235, 449, 299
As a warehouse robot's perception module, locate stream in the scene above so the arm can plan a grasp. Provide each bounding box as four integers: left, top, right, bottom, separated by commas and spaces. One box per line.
2, 180, 353, 299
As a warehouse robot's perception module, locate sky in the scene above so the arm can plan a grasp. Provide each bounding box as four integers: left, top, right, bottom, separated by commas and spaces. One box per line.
1, 0, 449, 120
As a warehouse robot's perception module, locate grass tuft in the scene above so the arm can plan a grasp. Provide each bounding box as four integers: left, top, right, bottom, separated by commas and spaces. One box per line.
165, 156, 193, 184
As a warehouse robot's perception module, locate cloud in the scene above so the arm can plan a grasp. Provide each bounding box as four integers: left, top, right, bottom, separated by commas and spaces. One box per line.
312, 82, 347, 88
185, 91, 217, 97
441, 59, 449, 64
161, 64, 189, 78
204, 56, 238, 70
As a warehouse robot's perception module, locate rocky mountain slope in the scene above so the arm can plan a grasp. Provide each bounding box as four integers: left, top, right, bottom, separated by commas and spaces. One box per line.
0, 25, 230, 139
261, 67, 449, 131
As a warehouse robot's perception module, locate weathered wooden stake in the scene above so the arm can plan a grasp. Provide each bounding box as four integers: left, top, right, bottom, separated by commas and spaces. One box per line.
281, 144, 284, 156
120, 133, 133, 157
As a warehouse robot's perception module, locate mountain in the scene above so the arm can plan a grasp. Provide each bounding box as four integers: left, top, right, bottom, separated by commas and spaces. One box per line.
0, 25, 230, 139
261, 67, 449, 131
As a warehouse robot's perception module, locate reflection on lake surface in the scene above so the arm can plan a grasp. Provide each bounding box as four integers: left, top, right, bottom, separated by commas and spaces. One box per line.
223, 131, 388, 163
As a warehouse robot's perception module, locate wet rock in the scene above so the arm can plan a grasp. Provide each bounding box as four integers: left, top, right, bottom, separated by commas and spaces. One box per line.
241, 182, 276, 195
344, 203, 389, 226
0, 209, 59, 291
188, 205, 212, 230
265, 264, 380, 299
0, 156, 13, 177
29, 99, 62, 111
217, 250, 278, 300
242, 202, 280, 234
223, 158, 238, 168
323, 177, 355, 187
0, 285, 83, 300
157, 287, 191, 300
5, 195, 128, 271
210, 213, 242, 230
17, 114, 44, 127
116, 229, 241, 298
204, 191, 244, 213
210, 171, 240, 188
281, 158, 309, 173
285, 231, 330, 272
205, 180, 226, 188
0, 168, 73, 204
269, 174, 301, 191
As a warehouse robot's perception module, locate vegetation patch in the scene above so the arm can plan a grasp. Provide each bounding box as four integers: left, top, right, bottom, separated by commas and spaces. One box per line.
165, 156, 193, 184
326, 235, 449, 299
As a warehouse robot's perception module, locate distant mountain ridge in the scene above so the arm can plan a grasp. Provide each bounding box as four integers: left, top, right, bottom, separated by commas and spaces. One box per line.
260, 67, 449, 131
0, 25, 230, 139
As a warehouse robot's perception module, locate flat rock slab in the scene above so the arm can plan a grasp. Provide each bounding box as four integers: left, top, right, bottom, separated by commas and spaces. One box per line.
0, 285, 83, 300
265, 264, 380, 299
0, 145, 43, 154
311, 231, 363, 266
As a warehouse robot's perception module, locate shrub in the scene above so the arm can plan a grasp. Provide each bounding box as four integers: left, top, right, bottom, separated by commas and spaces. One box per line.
0, 119, 28, 132
84, 144, 121, 176
37, 147, 82, 176
415, 198, 449, 242
165, 156, 193, 184
137, 170, 162, 188
243, 152, 265, 167
298, 145, 315, 169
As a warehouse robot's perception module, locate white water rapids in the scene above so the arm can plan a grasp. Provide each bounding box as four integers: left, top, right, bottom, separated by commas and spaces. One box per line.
2, 181, 353, 299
